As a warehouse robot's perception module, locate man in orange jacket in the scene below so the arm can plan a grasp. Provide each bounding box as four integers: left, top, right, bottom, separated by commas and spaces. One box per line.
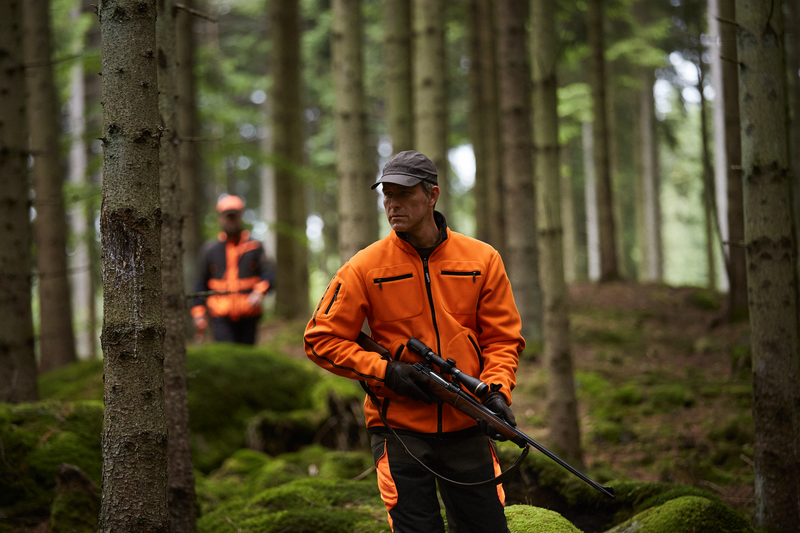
304, 151, 525, 532
192, 195, 275, 344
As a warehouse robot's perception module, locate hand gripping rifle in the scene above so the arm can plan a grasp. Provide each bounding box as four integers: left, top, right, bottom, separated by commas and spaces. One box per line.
356, 332, 615, 498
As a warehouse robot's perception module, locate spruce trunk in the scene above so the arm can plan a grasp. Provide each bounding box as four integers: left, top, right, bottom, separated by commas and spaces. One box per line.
495, 0, 542, 350
157, 0, 197, 530
333, 0, 377, 263
532, 0, 583, 468
273, 0, 309, 319
384, 0, 413, 154
587, 0, 619, 281
98, 0, 168, 530
412, 0, 448, 215
24, 0, 77, 371
736, 0, 800, 528
0, 0, 39, 404
640, 70, 661, 281
177, 0, 202, 289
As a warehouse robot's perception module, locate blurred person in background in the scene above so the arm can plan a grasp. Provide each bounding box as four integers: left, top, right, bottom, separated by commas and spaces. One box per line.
191, 195, 275, 344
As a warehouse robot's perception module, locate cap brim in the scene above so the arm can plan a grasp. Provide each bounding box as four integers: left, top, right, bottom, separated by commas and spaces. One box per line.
219, 209, 242, 215
371, 174, 425, 190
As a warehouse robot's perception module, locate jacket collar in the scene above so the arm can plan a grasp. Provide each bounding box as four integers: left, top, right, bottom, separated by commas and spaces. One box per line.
392, 211, 449, 253
218, 230, 250, 244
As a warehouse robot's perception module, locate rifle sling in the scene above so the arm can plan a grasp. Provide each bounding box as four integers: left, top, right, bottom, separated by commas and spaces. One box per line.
360, 381, 529, 488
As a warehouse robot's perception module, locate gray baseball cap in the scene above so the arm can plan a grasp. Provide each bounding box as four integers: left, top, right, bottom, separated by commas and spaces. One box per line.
371, 150, 438, 190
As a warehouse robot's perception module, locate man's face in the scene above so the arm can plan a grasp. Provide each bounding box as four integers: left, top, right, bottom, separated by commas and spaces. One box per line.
382, 182, 438, 234
219, 211, 243, 235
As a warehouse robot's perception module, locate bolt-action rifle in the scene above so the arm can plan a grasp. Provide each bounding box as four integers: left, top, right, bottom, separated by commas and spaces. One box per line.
356, 332, 615, 499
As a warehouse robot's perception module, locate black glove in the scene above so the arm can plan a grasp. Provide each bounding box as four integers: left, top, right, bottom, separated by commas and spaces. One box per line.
478, 391, 516, 440
384, 361, 433, 404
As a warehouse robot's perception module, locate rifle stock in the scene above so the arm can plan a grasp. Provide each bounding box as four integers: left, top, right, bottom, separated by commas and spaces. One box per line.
355, 332, 615, 499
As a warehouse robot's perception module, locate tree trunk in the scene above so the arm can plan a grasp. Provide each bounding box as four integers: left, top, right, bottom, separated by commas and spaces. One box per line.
333, 0, 378, 263
639, 70, 661, 282
273, 0, 309, 319
721, 0, 747, 318
157, 0, 197, 531
560, 146, 576, 283
587, 0, 619, 281
476, 0, 504, 255
384, 0, 413, 154
583, 121, 601, 281
736, 0, 800, 529
532, 0, 584, 469
412, 0, 448, 215
495, 0, 542, 351
698, 66, 718, 291
0, 0, 39, 404
790, 1, 800, 278
177, 0, 203, 289
468, 0, 486, 241
24, 0, 77, 372
68, 6, 96, 361
708, 0, 731, 292
98, 0, 168, 530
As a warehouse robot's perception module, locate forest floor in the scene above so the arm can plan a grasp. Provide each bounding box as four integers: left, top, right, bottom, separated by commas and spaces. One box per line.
261, 280, 757, 522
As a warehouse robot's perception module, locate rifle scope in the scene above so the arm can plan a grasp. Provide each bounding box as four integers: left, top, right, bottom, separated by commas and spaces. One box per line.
406, 338, 489, 399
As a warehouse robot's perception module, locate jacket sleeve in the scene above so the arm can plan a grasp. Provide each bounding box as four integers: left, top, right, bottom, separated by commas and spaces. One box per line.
475, 251, 525, 404
254, 245, 276, 294
304, 263, 389, 387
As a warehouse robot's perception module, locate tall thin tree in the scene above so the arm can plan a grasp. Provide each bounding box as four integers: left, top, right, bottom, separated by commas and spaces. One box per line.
157, 0, 197, 530
273, 0, 309, 318
532, 0, 584, 468
333, 0, 378, 263
587, 0, 619, 281
384, 0, 413, 154
98, 0, 168, 530
24, 0, 77, 372
720, 0, 747, 318
412, 0, 448, 215
177, 0, 203, 289
736, 0, 800, 528
0, 0, 39, 404
495, 0, 542, 350
697, 65, 718, 291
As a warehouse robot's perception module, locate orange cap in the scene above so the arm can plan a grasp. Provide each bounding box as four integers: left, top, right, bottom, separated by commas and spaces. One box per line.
216, 195, 245, 213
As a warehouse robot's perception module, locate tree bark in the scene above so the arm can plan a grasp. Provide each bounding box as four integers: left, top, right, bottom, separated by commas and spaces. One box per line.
468, 0, 486, 241
24, 0, 77, 372
698, 65, 718, 291
790, 1, 800, 278
272, 0, 309, 319
560, 146, 576, 283
0, 0, 39, 404
639, 70, 662, 282
98, 0, 169, 530
586, 0, 619, 281
736, 0, 800, 529
384, 0, 413, 154
177, 0, 203, 289
412, 0, 448, 215
532, 0, 584, 469
476, 0, 504, 255
333, 0, 378, 263
157, 0, 197, 531
495, 0, 542, 351
720, 0, 747, 318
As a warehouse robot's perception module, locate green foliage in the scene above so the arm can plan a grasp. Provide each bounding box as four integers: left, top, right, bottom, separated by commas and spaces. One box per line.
38, 359, 104, 401
505, 505, 583, 533
649, 383, 696, 411
611, 384, 644, 406
606, 496, 752, 533
0, 402, 102, 519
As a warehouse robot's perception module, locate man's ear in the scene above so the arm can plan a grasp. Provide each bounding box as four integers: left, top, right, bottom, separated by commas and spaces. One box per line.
428, 186, 440, 206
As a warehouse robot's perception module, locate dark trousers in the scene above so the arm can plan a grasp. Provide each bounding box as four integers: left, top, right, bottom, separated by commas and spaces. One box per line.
370, 431, 509, 533
211, 316, 259, 345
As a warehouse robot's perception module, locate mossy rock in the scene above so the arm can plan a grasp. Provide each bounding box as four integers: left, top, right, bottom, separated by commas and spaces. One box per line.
505, 505, 583, 532
49, 464, 100, 533
197, 478, 388, 533
0, 402, 102, 519
38, 360, 104, 401
604, 496, 752, 533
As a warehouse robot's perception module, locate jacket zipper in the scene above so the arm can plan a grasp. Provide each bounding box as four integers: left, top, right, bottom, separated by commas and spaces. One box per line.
441, 270, 481, 282
421, 256, 445, 433
468, 335, 485, 374
373, 273, 413, 289
311, 282, 332, 327
325, 283, 341, 314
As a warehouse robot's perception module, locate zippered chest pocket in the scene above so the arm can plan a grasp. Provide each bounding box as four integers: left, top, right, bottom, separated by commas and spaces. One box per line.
366, 265, 424, 322
437, 260, 485, 315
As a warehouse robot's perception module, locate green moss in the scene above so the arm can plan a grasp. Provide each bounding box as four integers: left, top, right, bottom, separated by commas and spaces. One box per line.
648, 383, 696, 411
612, 384, 644, 406
505, 505, 583, 533
38, 360, 105, 401
575, 372, 612, 398
319, 450, 374, 480
49, 487, 100, 533
606, 496, 752, 533
688, 289, 721, 310
197, 478, 387, 533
